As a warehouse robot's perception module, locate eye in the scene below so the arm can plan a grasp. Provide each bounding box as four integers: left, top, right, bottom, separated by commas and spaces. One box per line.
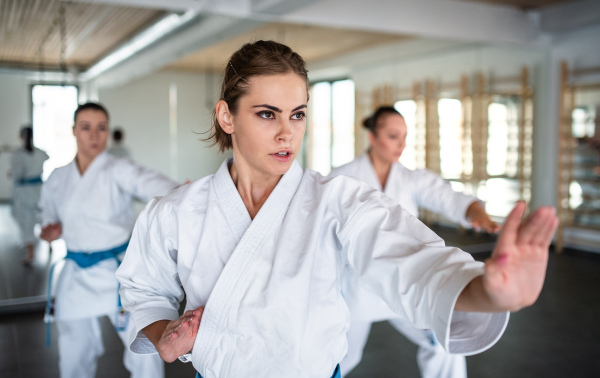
257, 111, 275, 119
291, 112, 305, 121
388, 134, 398, 140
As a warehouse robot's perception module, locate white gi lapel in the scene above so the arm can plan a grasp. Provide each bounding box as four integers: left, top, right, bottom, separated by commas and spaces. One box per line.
361, 153, 383, 191
192, 158, 304, 377
62, 152, 109, 225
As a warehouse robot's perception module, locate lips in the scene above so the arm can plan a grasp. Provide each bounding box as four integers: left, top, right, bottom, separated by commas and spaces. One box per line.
270, 150, 293, 162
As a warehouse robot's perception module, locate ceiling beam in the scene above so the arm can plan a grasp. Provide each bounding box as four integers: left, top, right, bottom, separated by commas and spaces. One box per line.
538, 0, 600, 33
87, 15, 264, 88
278, 0, 541, 45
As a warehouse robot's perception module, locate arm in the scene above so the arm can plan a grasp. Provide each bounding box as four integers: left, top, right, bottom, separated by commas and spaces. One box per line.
413, 169, 489, 229
465, 201, 500, 233
456, 202, 557, 312
116, 197, 197, 360
39, 175, 62, 241
113, 158, 179, 202
142, 308, 204, 362
336, 184, 506, 354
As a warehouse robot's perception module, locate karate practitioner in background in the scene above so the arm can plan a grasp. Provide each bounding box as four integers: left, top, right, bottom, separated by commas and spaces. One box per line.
39, 102, 177, 378
9, 126, 49, 265
330, 106, 500, 377
115, 40, 558, 378
107, 127, 132, 159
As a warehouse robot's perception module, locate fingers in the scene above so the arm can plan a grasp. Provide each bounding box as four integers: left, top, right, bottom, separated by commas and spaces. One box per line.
516, 206, 557, 247
497, 201, 526, 246
167, 312, 200, 339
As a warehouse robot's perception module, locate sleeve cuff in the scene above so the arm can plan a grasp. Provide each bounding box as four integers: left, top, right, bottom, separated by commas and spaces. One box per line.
432, 265, 509, 355
128, 307, 180, 354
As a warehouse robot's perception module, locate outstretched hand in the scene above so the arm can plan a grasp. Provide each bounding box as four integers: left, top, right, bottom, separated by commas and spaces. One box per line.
143, 306, 204, 363
456, 202, 558, 312
466, 201, 500, 233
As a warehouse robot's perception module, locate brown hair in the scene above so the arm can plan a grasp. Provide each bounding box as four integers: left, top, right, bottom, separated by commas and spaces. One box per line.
363, 106, 403, 136
206, 40, 309, 152
74, 102, 109, 123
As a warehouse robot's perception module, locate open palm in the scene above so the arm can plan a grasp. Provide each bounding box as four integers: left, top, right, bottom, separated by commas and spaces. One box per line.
483, 202, 558, 312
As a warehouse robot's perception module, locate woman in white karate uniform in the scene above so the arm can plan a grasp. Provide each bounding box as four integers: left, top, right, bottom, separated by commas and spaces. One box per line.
116, 41, 558, 378
330, 106, 500, 377
39, 102, 177, 378
9, 126, 48, 264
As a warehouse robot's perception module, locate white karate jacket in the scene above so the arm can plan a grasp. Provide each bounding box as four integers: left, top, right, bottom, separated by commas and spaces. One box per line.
117, 158, 508, 378
329, 153, 480, 322
40, 151, 178, 320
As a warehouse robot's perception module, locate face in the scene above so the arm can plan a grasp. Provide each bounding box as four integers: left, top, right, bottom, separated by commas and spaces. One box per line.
368, 113, 407, 164
219, 73, 307, 178
72, 109, 109, 160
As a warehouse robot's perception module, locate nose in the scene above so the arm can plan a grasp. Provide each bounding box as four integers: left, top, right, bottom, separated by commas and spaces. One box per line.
276, 119, 293, 143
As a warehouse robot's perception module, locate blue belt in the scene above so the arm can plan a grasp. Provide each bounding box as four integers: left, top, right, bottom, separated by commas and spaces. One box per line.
195, 364, 341, 378
15, 176, 43, 185
44, 241, 129, 347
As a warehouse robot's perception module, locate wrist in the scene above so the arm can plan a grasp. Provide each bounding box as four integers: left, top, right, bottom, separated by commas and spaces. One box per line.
142, 320, 170, 347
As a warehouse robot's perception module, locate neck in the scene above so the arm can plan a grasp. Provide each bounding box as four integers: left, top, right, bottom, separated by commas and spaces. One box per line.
367, 150, 392, 190
229, 159, 283, 220
75, 152, 98, 175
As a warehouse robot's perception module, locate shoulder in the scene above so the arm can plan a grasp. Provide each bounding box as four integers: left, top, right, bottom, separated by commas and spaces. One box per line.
44, 162, 73, 187
147, 175, 214, 217
329, 156, 362, 178
304, 168, 391, 214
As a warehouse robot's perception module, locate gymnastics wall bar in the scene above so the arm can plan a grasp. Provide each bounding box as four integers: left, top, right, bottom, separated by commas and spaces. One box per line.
424, 79, 441, 175
555, 62, 600, 253
470, 73, 489, 192
556, 61, 576, 253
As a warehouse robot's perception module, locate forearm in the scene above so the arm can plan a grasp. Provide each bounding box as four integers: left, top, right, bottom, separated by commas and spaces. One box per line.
455, 276, 504, 313
142, 320, 170, 347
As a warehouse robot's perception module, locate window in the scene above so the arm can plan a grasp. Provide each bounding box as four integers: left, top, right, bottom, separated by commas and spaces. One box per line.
32, 85, 79, 179
394, 100, 418, 170
308, 79, 355, 175
437, 98, 463, 180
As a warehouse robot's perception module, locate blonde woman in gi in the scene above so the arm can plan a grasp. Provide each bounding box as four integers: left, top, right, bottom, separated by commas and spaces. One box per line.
9, 126, 48, 265
40, 102, 178, 378
116, 41, 558, 378
330, 106, 499, 377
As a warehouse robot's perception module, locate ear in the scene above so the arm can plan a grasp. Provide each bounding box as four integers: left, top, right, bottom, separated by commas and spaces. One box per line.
368, 131, 376, 146
216, 100, 234, 135
72, 125, 76, 136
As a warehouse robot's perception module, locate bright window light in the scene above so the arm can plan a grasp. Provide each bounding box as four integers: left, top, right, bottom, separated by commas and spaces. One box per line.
310, 82, 332, 175
32, 85, 78, 180
331, 80, 355, 168
394, 100, 417, 170
438, 98, 463, 179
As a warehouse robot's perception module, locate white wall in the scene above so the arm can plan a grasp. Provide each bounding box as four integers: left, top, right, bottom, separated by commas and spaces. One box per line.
98, 70, 229, 183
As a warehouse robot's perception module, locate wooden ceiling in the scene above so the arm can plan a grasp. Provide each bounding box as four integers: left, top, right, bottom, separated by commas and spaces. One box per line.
0, 0, 584, 73
0, 0, 164, 70
164, 23, 409, 73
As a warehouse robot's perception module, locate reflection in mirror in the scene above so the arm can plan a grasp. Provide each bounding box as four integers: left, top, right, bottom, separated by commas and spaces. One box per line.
0, 85, 76, 314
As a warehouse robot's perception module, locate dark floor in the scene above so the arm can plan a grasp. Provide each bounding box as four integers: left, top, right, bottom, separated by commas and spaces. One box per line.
1, 205, 600, 377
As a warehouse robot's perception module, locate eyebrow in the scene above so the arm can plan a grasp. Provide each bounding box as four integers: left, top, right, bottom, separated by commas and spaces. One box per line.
252, 104, 307, 112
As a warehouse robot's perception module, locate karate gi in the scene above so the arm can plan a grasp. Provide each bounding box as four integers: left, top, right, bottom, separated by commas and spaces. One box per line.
116, 157, 508, 378
40, 151, 177, 378
329, 153, 479, 378
10, 147, 48, 245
